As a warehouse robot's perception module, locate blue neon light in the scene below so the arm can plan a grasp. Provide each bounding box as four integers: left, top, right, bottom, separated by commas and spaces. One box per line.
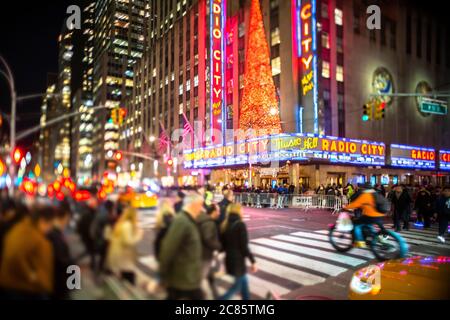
439, 150, 450, 171
390, 144, 436, 170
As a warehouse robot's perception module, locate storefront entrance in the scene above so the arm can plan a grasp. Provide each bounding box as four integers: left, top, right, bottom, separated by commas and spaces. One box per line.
327, 172, 346, 186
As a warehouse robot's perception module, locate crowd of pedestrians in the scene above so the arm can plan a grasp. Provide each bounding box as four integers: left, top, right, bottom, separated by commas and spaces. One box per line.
155, 188, 257, 300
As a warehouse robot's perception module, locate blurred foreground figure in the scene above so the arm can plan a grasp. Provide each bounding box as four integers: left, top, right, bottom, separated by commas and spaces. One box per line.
92, 200, 116, 274
76, 190, 98, 270
47, 202, 74, 300
0, 199, 27, 260
219, 203, 257, 300
159, 193, 204, 300
0, 206, 55, 300
436, 185, 450, 244
198, 204, 222, 299
154, 199, 175, 259
106, 207, 143, 284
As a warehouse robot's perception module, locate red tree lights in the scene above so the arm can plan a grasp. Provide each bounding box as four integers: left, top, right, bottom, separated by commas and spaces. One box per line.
238, 0, 282, 135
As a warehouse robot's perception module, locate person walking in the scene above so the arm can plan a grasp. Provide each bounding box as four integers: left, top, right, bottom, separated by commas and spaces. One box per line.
414, 187, 433, 228
276, 185, 285, 209
159, 193, 204, 300
154, 199, 176, 259
197, 204, 222, 299
91, 200, 115, 274
0, 206, 55, 300
106, 207, 143, 284
219, 203, 257, 300
174, 191, 185, 213
390, 185, 412, 231
75, 191, 98, 271
218, 189, 233, 227
47, 203, 74, 300
435, 185, 450, 243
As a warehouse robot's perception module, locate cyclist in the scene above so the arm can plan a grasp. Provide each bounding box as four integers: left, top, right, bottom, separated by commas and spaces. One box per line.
344, 182, 388, 248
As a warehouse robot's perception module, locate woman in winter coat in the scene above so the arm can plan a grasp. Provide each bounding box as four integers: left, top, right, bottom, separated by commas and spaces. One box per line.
219, 203, 257, 300
106, 207, 143, 282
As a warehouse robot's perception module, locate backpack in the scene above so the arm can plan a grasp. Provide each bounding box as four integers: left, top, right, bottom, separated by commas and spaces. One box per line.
374, 192, 389, 214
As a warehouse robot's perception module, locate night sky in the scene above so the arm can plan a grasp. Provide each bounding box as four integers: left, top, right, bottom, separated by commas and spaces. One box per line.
0, 0, 74, 148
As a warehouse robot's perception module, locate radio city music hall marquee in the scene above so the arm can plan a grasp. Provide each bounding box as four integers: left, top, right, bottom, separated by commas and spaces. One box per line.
183, 133, 386, 168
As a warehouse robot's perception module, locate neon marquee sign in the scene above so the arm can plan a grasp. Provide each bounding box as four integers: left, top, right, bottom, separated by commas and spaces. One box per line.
295, 0, 319, 133
183, 133, 386, 168
210, 0, 226, 143
390, 144, 436, 169
439, 150, 450, 171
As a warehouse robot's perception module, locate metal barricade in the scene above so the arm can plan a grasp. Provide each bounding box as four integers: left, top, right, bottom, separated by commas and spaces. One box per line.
233, 193, 349, 213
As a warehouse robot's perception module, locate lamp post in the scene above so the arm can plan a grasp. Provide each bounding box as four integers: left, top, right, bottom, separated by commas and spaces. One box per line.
0, 55, 16, 197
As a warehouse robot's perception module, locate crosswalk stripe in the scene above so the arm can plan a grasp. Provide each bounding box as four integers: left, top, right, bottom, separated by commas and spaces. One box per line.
315, 229, 448, 248
249, 244, 347, 277
221, 273, 290, 298
245, 257, 326, 286
288, 232, 374, 258
254, 238, 367, 266
138, 255, 288, 299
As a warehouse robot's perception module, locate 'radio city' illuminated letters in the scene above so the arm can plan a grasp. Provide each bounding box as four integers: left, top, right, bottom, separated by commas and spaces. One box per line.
295, 0, 319, 133
440, 150, 450, 170
390, 144, 436, 169
210, 0, 226, 142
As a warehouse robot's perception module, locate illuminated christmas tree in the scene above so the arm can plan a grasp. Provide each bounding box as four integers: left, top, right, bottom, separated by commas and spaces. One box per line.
239, 0, 282, 135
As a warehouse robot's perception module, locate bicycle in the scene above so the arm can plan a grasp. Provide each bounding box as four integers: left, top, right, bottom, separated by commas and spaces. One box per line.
328, 210, 409, 261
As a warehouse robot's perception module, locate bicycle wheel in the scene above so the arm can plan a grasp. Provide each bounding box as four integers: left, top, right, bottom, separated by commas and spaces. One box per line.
370, 230, 408, 261
329, 225, 354, 252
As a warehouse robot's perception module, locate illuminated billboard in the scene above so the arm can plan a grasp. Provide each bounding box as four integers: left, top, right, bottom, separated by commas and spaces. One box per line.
390, 144, 436, 169
210, 0, 226, 143
439, 150, 450, 171
294, 0, 319, 133
183, 133, 385, 169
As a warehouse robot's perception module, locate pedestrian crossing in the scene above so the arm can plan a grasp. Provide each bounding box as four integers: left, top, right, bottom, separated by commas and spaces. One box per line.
138, 213, 251, 230
136, 225, 449, 300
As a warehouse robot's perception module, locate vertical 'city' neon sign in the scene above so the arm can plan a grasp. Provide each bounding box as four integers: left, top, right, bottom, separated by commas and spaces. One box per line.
295, 0, 319, 133
210, 0, 226, 144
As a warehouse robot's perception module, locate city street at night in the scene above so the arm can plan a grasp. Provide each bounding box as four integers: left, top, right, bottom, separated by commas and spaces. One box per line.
1, 0, 450, 312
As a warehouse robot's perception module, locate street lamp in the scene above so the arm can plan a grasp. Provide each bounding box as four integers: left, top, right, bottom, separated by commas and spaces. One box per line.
0, 55, 16, 197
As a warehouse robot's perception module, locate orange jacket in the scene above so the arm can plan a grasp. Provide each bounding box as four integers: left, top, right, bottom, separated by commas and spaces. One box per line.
0, 217, 54, 294
345, 190, 385, 218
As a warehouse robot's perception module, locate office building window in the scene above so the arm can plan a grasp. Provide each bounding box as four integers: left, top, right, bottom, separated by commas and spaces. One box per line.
336, 37, 343, 53
334, 8, 343, 26
406, 12, 411, 54
417, 17, 422, 58
321, 3, 328, 18
272, 57, 281, 76
390, 20, 397, 50
271, 27, 280, 46
322, 61, 330, 78
336, 65, 344, 82
322, 32, 330, 49
353, 1, 360, 34
426, 21, 431, 62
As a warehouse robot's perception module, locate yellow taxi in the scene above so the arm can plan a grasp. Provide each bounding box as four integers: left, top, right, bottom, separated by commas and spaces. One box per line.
131, 190, 159, 209
349, 256, 450, 300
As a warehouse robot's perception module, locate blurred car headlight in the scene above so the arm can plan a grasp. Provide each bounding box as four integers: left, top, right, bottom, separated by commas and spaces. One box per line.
350, 265, 381, 295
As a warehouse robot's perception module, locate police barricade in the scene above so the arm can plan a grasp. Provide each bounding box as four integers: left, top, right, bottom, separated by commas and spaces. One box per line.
234, 193, 348, 213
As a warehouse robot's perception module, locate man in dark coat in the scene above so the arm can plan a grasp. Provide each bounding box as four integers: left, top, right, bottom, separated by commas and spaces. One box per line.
414, 187, 433, 228
159, 193, 204, 300
47, 203, 74, 300
217, 189, 233, 227
390, 185, 412, 231
435, 185, 450, 243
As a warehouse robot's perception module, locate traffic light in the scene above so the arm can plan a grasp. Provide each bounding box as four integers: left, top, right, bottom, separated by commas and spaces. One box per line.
166, 158, 174, 168
375, 101, 386, 120
13, 148, 23, 164
114, 151, 123, 161
0, 159, 5, 176
362, 103, 373, 122
111, 108, 119, 125
119, 108, 127, 125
